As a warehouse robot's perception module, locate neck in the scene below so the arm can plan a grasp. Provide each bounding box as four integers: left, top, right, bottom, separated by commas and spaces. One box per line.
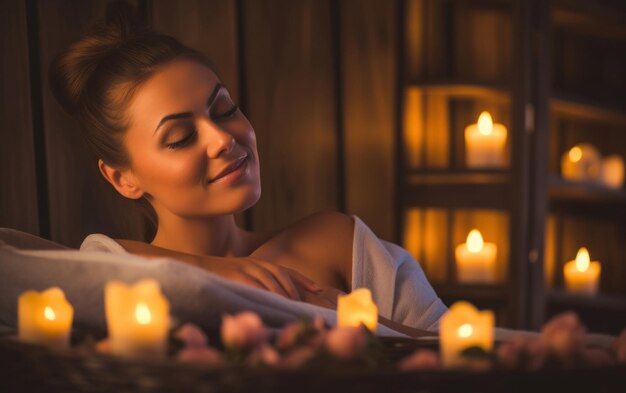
150, 208, 258, 257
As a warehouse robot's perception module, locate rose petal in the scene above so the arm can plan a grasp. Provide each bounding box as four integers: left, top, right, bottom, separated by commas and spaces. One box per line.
324, 326, 366, 360
175, 323, 208, 348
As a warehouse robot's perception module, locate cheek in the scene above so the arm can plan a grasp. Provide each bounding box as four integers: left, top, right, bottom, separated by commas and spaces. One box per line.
232, 117, 257, 151
134, 149, 206, 190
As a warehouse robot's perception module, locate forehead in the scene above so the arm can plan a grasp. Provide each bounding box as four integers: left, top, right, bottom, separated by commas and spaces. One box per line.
128, 59, 220, 129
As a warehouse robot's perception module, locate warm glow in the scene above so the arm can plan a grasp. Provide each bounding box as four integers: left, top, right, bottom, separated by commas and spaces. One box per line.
44, 306, 56, 321
575, 247, 590, 272
466, 229, 484, 253
135, 303, 152, 325
337, 288, 378, 331
458, 323, 473, 338
569, 146, 583, 163
477, 112, 493, 136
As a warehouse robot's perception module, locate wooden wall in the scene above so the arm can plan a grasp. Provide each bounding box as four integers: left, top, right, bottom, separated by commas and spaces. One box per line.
0, 0, 399, 247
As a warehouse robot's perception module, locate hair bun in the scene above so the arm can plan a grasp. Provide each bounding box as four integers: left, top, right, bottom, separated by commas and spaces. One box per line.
48, 1, 147, 116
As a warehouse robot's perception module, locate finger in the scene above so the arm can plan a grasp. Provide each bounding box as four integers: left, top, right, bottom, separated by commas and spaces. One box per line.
236, 273, 267, 291
247, 265, 290, 298
288, 269, 323, 293
261, 264, 301, 301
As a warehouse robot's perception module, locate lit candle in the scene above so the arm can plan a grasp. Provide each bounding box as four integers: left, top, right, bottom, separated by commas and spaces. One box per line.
563, 247, 601, 295
560, 143, 602, 182
464, 111, 507, 168
440, 301, 494, 368
455, 229, 497, 284
18, 287, 73, 350
601, 155, 625, 189
105, 279, 170, 357
337, 288, 378, 331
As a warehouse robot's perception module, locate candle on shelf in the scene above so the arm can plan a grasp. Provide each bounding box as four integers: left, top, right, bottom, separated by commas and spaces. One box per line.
563, 247, 601, 295
560, 143, 602, 183
105, 279, 170, 357
464, 111, 508, 168
18, 287, 73, 350
440, 301, 494, 368
337, 288, 378, 331
455, 229, 497, 284
601, 155, 625, 189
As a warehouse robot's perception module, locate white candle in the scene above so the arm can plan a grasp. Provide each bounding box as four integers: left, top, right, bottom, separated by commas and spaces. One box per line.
18, 287, 73, 350
337, 288, 378, 332
560, 143, 602, 183
105, 279, 170, 358
455, 229, 497, 284
601, 155, 625, 189
563, 247, 601, 295
440, 301, 494, 368
465, 111, 507, 168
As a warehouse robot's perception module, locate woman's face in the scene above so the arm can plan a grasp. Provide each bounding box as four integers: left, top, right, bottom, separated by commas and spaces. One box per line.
122, 59, 261, 218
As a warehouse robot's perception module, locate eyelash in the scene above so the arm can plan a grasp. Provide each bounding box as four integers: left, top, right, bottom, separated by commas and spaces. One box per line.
165, 106, 238, 150
166, 128, 197, 150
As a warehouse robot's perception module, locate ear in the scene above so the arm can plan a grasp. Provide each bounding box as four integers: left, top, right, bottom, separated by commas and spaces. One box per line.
98, 159, 144, 200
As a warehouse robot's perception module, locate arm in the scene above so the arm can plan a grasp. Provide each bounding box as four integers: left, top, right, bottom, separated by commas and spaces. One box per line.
115, 239, 322, 301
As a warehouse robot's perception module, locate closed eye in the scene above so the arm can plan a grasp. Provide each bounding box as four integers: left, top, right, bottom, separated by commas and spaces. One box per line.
166, 129, 197, 150
213, 105, 239, 120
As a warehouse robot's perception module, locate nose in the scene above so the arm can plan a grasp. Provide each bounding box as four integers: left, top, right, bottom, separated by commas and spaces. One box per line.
202, 120, 236, 159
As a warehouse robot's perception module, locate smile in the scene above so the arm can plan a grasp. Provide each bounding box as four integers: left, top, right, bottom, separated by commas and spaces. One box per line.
208, 155, 249, 185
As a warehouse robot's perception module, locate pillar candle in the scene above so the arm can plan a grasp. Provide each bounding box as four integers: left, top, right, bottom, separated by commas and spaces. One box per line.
560, 143, 602, 183
440, 301, 494, 368
455, 229, 497, 284
337, 288, 378, 331
18, 287, 73, 350
465, 111, 507, 168
105, 279, 170, 358
563, 247, 601, 295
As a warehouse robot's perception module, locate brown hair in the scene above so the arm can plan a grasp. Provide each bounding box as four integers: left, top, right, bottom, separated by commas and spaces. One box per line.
49, 1, 211, 169
49, 2, 215, 239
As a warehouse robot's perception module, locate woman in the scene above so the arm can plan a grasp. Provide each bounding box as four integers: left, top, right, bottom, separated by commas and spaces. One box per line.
50, 4, 446, 337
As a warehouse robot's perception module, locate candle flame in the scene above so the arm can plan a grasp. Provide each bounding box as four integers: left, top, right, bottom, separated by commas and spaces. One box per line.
44, 306, 56, 321
458, 323, 473, 338
569, 146, 582, 163
135, 303, 152, 325
477, 111, 493, 136
575, 247, 590, 272
466, 229, 484, 252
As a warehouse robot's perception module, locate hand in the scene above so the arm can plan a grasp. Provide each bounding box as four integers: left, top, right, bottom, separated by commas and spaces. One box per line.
204, 256, 323, 301
300, 285, 346, 310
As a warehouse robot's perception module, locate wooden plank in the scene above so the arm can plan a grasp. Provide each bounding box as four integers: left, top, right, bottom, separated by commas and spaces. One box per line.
150, 0, 239, 103
38, 0, 147, 247
242, 0, 338, 231
0, 0, 39, 235
341, 0, 398, 240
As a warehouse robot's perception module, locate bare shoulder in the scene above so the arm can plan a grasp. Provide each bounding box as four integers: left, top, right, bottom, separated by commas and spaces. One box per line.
253, 210, 355, 290
286, 210, 355, 249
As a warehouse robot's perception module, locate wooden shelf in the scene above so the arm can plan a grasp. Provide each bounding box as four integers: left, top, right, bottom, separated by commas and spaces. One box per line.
545, 289, 626, 335
551, 92, 626, 125
405, 82, 510, 101
548, 175, 626, 206
546, 290, 626, 312
402, 171, 510, 209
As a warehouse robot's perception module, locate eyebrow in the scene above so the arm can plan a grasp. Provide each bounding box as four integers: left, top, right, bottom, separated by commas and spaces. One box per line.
153, 83, 225, 134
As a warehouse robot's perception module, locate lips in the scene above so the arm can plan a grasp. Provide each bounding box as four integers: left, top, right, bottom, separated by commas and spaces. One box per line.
209, 155, 248, 183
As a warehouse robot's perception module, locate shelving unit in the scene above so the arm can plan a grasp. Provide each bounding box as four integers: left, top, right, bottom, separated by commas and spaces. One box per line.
398, 0, 626, 334
541, 0, 626, 334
